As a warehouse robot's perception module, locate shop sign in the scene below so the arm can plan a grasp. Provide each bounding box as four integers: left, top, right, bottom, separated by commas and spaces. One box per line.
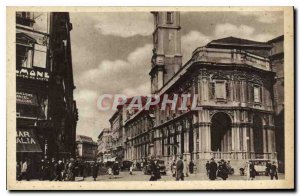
16, 67, 49, 82
17, 130, 37, 145
16, 91, 38, 105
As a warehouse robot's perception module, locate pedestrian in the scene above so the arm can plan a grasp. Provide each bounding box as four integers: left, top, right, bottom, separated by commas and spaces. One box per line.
184, 159, 189, 177
270, 161, 278, 180
112, 161, 120, 179
171, 160, 176, 177
205, 161, 210, 176
176, 155, 184, 181
155, 159, 161, 180
208, 158, 218, 180
217, 159, 228, 180
55, 160, 64, 181
67, 158, 76, 181
249, 161, 256, 180
19, 158, 30, 181
16, 161, 21, 180
92, 161, 99, 181
39, 159, 45, 180
63, 160, 69, 181
266, 161, 271, 176
129, 163, 133, 175
49, 158, 57, 181
189, 160, 194, 174
227, 161, 233, 175
149, 155, 159, 181
108, 166, 113, 179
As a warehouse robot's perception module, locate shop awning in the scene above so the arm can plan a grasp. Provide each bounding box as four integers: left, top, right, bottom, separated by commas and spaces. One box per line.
16, 129, 42, 153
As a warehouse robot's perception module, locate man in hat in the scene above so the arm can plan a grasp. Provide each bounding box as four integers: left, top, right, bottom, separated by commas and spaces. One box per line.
208, 158, 218, 180
149, 155, 159, 181
176, 155, 184, 181
112, 161, 120, 179
218, 159, 228, 180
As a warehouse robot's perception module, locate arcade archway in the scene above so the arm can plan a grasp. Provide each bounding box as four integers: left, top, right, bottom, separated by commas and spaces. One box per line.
211, 112, 232, 152
253, 115, 264, 154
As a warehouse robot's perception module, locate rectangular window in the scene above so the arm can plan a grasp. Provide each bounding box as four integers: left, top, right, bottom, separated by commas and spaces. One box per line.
215, 82, 226, 99
254, 86, 261, 103
16, 44, 34, 68
33, 44, 47, 68
167, 12, 174, 24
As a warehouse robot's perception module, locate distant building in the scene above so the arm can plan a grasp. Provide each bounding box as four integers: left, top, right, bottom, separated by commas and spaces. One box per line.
109, 97, 148, 162
109, 108, 126, 162
124, 109, 155, 162
97, 128, 112, 162
76, 135, 97, 161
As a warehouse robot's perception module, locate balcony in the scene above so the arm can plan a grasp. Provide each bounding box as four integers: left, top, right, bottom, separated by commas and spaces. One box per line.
192, 47, 271, 71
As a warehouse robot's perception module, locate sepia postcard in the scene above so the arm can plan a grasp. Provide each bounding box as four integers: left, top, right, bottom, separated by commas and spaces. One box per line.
6, 6, 294, 190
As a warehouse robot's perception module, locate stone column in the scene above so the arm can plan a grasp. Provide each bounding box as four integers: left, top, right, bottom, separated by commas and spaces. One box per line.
193, 127, 197, 158
267, 128, 275, 159
263, 127, 268, 159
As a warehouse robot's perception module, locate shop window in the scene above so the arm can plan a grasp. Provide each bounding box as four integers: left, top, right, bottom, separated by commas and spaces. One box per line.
167, 12, 174, 24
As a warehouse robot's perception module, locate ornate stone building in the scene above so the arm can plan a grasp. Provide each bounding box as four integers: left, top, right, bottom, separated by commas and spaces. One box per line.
149, 12, 278, 172
122, 12, 283, 173
124, 110, 155, 162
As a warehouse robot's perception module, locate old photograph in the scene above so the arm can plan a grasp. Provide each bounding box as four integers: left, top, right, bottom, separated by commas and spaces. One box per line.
7, 7, 294, 190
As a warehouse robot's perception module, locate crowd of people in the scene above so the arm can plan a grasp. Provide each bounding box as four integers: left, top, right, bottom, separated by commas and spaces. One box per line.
206, 158, 230, 180
17, 157, 121, 181
206, 158, 279, 181
17, 156, 279, 181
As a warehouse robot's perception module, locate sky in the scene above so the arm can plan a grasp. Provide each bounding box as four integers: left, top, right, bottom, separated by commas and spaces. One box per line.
69, 11, 283, 141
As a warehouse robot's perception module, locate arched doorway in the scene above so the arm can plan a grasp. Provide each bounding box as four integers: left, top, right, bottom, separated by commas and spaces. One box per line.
211, 112, 232, 152
253, 115, 264, 154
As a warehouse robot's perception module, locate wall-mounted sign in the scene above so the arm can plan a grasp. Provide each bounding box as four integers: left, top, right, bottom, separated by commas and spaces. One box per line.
16, 129, 42, 152
16, 91, 38, 105
16, 67, 49, 82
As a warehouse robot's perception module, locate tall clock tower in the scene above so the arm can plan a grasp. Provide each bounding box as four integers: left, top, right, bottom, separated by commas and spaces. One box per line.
150, 11, 182, 94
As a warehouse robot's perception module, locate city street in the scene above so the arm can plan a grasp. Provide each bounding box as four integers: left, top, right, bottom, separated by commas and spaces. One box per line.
75, 171, 285, 182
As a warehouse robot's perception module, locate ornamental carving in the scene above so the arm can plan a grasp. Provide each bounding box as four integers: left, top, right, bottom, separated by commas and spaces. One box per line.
211, 71, 229, 80
209, 110, 234, 121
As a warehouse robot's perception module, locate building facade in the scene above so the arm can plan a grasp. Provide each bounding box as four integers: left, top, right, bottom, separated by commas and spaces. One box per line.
76, 135, 98, 161
124, 110, 155, 162
16, 12, 78, 177
268, 35, 284, 172
120, 12, 284, 173
109, 109, 126, 162
97, 128, 112, 162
